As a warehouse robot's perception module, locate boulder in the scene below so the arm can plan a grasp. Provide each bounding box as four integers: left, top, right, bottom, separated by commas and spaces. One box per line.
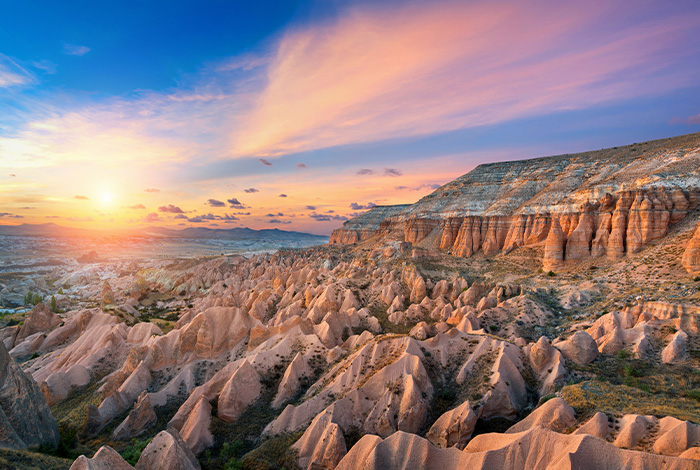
0, 341, 59, 450
555, 331, 598, 365
15, 302, 61, 344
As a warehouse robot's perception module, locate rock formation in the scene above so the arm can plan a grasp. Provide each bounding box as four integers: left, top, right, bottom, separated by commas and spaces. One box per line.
331, 134, 700, 271
0, 341, 59, 450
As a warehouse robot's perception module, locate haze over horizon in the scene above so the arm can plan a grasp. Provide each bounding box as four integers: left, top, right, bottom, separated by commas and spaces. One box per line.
2, 0, 700, 235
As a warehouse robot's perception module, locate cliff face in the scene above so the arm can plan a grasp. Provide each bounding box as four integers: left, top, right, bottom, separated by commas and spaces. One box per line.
330, 205, 410, 244
331, 133, 700, 270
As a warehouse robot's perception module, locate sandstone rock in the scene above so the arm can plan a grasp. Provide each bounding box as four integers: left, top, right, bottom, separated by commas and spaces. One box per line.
662, 330, 688, 364
272, 352, 311, 409
555, 330, 598, 365
113, 391, 157, 440
180, 397, 213, 455
336, 426, 700, 470
0, 341, 59, 450
426, 400, 477, 449
217, 360, 261, 422
542, 218, 566, 272
565, 210, 594, 260
653, 417, 700, 456
70, 445, 134, 470
136, 429, 201, 470
682, 222, 700, 274
505, 397, 576, 434
574, 411, 610, 439
15, 302, 61, 344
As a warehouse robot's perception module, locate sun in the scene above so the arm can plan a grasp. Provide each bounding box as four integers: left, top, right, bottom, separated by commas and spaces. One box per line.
99, 190, 115, 205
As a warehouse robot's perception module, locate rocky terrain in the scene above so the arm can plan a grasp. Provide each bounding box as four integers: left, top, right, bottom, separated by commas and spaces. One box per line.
0, 134, 700, 469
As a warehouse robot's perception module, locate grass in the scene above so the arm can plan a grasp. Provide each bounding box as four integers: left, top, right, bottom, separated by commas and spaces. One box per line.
0, 449, 72, 470
562, 380, 700, 423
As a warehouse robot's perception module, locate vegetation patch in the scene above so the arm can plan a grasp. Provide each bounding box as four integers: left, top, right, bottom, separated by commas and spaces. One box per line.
562, 380, 700, 423
0, 449, 72, 470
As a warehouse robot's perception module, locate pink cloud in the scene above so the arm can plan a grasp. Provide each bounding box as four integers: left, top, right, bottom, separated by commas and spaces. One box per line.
235, 1, 700, 156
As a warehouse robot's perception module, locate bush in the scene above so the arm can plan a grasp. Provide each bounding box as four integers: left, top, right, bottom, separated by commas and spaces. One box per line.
547, 271, 556, 277
51, 295, 57, 312
121, 438, 152, 465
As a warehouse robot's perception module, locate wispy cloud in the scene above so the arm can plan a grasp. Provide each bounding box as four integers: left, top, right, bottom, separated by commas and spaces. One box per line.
0, 54, 33, 88
63, 44, 91, 56
234, 1, 700, 156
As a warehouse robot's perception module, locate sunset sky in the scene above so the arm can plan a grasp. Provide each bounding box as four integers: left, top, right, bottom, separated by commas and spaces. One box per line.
2, 0, 700, 235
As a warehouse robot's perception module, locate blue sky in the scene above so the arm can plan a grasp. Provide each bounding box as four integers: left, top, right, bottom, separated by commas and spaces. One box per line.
1, 0, 700, 234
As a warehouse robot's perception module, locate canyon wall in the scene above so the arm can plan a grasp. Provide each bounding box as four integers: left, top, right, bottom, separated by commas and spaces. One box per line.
331, 133, 700, 270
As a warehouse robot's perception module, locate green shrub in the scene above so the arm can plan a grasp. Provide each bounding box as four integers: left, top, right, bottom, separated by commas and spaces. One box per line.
121, 438, 152, 465
547, 271, 556, 277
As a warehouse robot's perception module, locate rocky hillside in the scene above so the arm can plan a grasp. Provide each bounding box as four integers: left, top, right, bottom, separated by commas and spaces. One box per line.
331, 132, 700, 273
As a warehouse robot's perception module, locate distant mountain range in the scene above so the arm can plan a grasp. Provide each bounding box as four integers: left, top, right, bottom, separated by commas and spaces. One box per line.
0, 223, 329, 244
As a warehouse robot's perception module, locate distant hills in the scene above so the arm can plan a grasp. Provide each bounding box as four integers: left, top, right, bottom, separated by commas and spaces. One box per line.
0, 223, 329, 244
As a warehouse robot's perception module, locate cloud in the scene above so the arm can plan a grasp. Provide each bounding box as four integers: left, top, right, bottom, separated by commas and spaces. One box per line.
227, 198, 246, 209
305, 205, 317, 210
128, 203, 146, 209
0, 54, 33, 88
350, 202, 376, 210
32, 60, 57, 74
233, 1, 700, 157
144, 188, 160, 193
63, 44, 91, 56
357, 168, 374, 175
207, 199, 226, 207
671, 113, 700, 125
0, 212, 23, 218
297, 163, 307, 169
158, 204, 184, 213
45, 215, 61, 219
244, 188, 259, 193
67, 216, 93, 222
259, 158, 273, 166
309, 212, 348, 222
383, 168, 403, 177
278, 193, 288, 198
268, 218, 291, 224
186, 213, 239, 223
74, 195, 89, 200
144, 212, 161, 223
266, 212, 284, 217
395, 183, 441, 191
9, 174, 16, 177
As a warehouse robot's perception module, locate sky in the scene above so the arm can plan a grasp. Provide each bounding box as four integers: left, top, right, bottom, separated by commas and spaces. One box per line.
1, 0, 700, 235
